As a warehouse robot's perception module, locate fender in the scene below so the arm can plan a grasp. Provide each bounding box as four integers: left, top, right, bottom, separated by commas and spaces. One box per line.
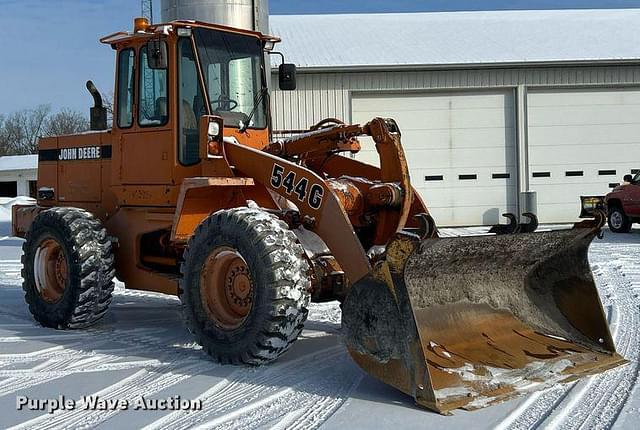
170, 177, 277, 243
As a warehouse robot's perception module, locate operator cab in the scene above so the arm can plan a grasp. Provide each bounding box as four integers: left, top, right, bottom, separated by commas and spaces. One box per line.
100, 18, 296, 176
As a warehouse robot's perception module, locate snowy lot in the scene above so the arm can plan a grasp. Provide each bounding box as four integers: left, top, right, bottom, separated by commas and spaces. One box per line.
1, 220, 640, 429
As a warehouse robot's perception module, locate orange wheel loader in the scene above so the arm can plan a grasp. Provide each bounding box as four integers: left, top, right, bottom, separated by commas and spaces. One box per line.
12, 18, 626, 414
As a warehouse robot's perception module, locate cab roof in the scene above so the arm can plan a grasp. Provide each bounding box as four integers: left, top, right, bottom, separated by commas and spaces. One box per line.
100, 19, 280, 47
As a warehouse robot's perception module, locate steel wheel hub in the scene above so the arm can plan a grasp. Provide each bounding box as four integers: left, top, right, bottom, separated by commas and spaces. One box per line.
34, 238, 67, 303
200, 247, 254, 330
611, 211, 623, 229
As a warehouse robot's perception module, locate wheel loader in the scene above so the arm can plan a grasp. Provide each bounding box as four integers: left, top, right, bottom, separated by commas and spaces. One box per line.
12, 17, 626, 414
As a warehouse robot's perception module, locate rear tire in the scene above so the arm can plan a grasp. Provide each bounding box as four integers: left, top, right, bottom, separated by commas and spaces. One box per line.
180, 207, 311, 365
608, 206, 632, 233
22, 207, 115, 329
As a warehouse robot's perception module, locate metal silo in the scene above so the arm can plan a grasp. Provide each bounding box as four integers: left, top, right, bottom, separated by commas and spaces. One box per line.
160, 0, 269, 34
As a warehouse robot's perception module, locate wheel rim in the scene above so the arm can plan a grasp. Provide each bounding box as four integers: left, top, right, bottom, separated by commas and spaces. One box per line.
200, 246, 254, 330
34, 238, 67, 303
611, 211, 624, 229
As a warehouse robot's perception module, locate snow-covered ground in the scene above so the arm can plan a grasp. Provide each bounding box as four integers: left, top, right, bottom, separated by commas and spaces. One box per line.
1, 221, 640, 429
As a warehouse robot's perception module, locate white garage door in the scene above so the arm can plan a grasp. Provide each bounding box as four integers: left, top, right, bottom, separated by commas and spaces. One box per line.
528, 88, 640, 223
351, 90, 517, 226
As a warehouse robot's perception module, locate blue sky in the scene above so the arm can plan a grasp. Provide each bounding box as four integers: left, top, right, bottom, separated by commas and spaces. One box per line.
0, 0, 639, 114
271, 0, 640, 13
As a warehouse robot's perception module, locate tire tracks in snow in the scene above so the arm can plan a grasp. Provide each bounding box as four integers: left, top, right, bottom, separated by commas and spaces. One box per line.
12, 343, 351, 430
9, 359, 213, 430
2, 259, 361, 430
0, 326, 171, 368
0, 354, 120, 397
1, 275, 216, 430
143, 345, 356, 430
0, 261, 24, 287
0, 322, 205, 399
0, 277, 202, 399
554, 263, 640, 430
199, 352, 362, 430
248, 365, 364, 430
496, 239, 640, 430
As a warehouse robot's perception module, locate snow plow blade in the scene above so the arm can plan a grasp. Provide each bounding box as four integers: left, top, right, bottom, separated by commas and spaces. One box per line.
342, 217, 626, 414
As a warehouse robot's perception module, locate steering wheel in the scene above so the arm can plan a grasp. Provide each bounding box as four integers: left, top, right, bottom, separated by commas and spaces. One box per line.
214, 95, 238, 111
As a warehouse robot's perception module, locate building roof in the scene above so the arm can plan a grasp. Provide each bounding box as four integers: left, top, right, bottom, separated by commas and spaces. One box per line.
0, 155, 38, 172
270, 9, 640, 70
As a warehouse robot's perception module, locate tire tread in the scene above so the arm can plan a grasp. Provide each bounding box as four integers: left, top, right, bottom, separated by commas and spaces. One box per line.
22, 207, 115, 329
180, 207, 311, 365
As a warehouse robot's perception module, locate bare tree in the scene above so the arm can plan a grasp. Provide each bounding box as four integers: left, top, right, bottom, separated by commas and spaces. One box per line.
43, 108, 89, 137
0, 115, 6, 156
0, 105, 51, 155
103, 91, 115, 127
0, 105, 94, 156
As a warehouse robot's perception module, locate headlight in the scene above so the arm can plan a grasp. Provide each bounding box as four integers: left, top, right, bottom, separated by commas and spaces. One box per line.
586, 198, 599, 206
582, 197, 603, 210
208, 121, 220, 138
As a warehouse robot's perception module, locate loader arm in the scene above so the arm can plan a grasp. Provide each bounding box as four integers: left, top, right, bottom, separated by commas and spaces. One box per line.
361, 118, 413, 245
224, 117, 415, 283
268, 117, 415, 245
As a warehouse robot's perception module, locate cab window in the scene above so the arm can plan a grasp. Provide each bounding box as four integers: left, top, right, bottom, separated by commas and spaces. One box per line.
177, 38, 204, 165
138, 42, 169, 127
117, 49, 135, 128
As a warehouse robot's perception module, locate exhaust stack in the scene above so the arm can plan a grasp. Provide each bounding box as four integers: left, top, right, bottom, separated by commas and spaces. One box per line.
86, 80, 107, 131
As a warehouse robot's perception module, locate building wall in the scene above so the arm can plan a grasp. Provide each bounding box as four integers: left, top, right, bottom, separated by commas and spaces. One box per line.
270, 64, 640, 130
0, 169, 37, 197
351, 90, 518, 226
270, 64, 640, 225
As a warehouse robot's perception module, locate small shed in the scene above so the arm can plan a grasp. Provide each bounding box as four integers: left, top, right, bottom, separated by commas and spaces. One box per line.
0, 155, 38, 198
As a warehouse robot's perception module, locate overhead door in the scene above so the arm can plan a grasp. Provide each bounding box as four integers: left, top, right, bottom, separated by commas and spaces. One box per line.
351, 90, 517, 226
528, 88, 640, 223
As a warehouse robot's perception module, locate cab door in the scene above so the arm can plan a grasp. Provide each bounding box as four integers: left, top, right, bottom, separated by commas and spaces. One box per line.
116, 41, 174, 186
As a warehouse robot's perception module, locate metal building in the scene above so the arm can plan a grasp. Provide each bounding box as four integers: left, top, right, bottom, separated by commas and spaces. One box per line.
269, 9, 640, 226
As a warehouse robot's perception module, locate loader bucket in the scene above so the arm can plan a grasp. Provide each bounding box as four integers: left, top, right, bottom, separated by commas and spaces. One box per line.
342, 223, 627, 414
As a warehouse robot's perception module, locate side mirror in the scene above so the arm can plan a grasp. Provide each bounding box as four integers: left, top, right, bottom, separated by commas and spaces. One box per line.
279, 63, 297, 91
146, 39, 168, 70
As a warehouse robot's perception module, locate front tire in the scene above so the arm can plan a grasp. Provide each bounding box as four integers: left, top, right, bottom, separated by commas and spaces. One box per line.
608, 206, 632, 233
180, 207, 311, 365
22, 207, 115, 329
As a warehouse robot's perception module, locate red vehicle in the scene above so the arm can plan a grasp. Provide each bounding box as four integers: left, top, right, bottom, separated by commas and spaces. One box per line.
606, 173, 640, 232
582, 173, 640, 233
